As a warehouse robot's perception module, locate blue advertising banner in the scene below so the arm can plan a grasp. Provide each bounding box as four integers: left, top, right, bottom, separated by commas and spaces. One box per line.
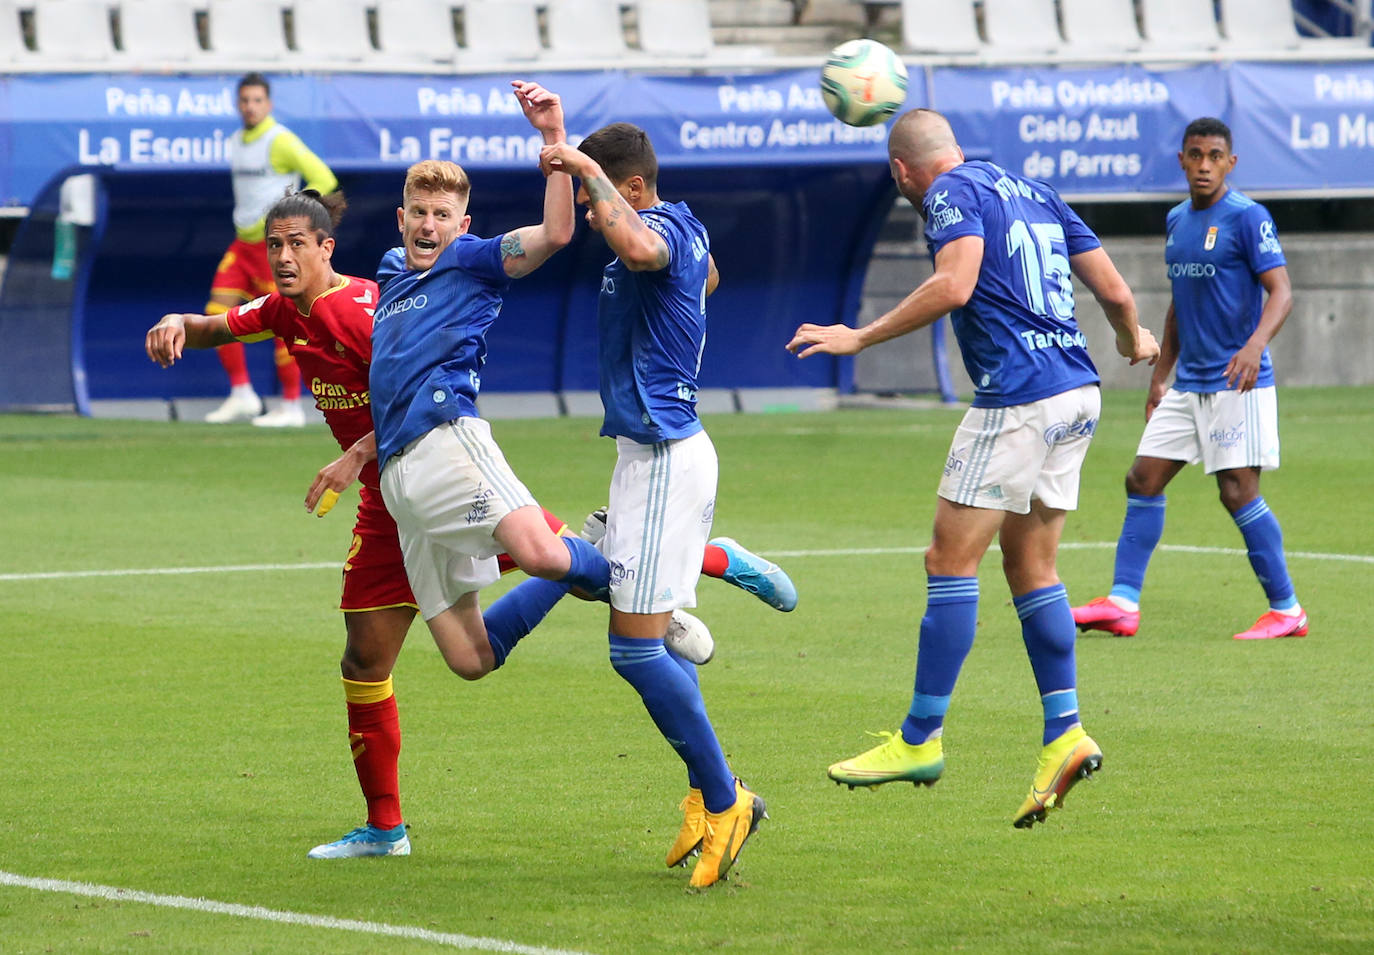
9, 61, 1374, 209
1226, 61, 1374, 191
1, 68, 916, 208
928, 63, 1227, 194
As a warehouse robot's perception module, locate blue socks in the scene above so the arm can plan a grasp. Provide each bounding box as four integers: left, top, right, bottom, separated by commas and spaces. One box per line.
609, 633, 733, 812
559, 535, 610, 598
1109, 493, 1299, 613
900, 576, 979, 745
1109, 493, 1166, 605
483, 577, 571, 668
664, 647, 702, 791
1232, 497, 1298, 610
897, 577, 1081, 747
1014, 584, 1080, 745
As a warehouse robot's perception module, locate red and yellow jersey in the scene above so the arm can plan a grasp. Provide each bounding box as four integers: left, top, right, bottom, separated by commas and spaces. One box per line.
225, 275, 379, 487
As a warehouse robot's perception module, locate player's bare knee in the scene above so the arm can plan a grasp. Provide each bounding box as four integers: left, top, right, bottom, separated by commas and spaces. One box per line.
340, 647, 390, 683
446, 657, 491, 681
1218, 483, 1254, 514
1124, 468, 1155, 497
925, 544, 974, 578
515, 538, 570, 580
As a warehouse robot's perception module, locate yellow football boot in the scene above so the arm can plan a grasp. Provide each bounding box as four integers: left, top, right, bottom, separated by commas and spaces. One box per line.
827, 731, 945, 789
688, 780, 767, 888
1013, 724, 1103, 829
665, 788, 706, 868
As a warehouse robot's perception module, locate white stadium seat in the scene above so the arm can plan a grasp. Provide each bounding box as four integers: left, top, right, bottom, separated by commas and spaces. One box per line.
544, 0, 628, 61
982, 0, 1062, 53
292, 0, 377, 64
635, 0, 715, 59
118, 0, 201, 64
1061, 0, 1144, 53
899, 0, 981, 55
1139, 0, 1222, 51
206, 0, 289, 60
460, 0, 542, 64
34, 0, 117, 63
0, 0, 28, 63
376, 0, 458, 66
1218, 0, 1301, 51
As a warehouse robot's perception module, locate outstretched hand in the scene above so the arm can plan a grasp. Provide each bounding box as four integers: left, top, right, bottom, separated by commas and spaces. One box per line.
786, 323, 863, 359
145, 315, 187, 367
511, 80, 563, 137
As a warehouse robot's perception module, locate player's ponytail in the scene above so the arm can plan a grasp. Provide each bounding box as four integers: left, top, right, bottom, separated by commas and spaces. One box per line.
264, 188, 348, 241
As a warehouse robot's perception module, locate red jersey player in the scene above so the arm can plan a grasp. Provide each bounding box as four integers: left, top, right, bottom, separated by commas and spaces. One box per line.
145, 188, 796, 860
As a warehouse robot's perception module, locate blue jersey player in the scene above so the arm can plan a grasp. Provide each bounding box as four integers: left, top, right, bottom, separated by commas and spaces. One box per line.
788, 108, 1159, 828
368, 82, 612, 719
540, 124, 768, 888
1072, 117, 1304, 642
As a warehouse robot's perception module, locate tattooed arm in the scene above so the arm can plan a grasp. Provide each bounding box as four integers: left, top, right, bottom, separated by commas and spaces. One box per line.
499, 81, 575, 279
539, 143, 670, 273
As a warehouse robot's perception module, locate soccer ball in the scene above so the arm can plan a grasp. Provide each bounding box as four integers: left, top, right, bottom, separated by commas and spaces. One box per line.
820, 39, 909, 128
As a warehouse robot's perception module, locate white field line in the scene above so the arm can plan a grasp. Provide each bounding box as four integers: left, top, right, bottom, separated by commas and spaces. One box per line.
0, 871, 595, 955
0, 561, 339, 581
767, 542, 1374, 564
0, 543, 1370, 584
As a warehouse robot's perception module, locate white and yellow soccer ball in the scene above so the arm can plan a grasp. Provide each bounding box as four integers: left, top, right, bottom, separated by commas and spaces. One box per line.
819, 38, 909, 128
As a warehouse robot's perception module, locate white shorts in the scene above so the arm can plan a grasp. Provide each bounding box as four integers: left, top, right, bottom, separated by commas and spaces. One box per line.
1137, 386, 1280, 474
937, 384, 1101, 514
603, 430, 717, 615
379, 417, 537, 620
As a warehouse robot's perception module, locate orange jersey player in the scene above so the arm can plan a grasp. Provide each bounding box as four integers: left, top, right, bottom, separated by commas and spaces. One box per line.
145, 188, 797, 861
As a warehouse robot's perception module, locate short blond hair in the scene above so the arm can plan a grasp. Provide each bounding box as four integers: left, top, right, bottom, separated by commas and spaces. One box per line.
402, 159, 471, 204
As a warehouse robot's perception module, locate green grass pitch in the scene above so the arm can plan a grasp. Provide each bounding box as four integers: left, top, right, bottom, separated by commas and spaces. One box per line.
1, 387, 1371, 953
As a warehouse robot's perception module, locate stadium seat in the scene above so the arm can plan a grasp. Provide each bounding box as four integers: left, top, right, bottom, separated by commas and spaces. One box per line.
1139, 0, 1222, 51
118, 0, 201, 64
544, 0, 629, 62
982, 0, 1061, 54
1218, 0, 1301, 51
1061, 0, 1143, 53
33, 0, 117, 63
459, 0, 541, 65
206, 0, 289, 61
899, 0, 981, 55
376, 0, 458, 66
634, 0, 714, 58
291, 0, 378, 65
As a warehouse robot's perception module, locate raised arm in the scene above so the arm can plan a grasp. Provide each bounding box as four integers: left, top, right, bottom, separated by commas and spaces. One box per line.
1069, 245, 1159, 366
786, 235, 982, 358
538, 143, 669, 272
499, 81, 574, 279
145, 312, 239, 367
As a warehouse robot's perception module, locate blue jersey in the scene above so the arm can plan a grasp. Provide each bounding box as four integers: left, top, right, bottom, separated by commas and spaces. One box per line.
369, 233, 510, 467
597, 201, 711, 444
1164, 189, 1286, 393
922, 161, 1102, 408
